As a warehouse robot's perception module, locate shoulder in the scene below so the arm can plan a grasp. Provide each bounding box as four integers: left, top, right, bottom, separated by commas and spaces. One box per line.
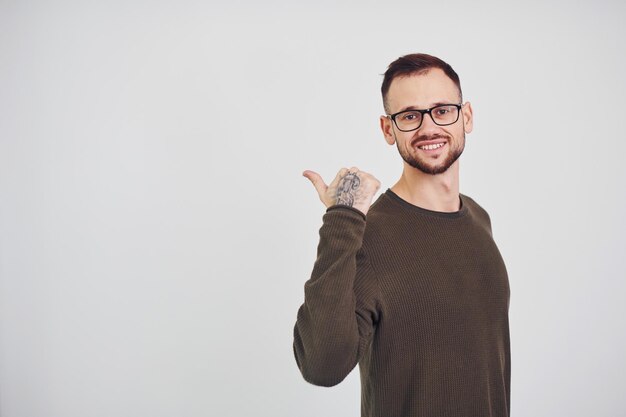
364, 192, 397, 226
361, 192, 408, 246
461, 193, 493, 231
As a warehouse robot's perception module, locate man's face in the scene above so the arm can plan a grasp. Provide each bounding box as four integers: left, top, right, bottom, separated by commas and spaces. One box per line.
380, 69, 473, 175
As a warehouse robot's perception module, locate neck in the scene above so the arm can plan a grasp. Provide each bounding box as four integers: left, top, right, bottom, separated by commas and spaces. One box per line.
391, 161, 461, 212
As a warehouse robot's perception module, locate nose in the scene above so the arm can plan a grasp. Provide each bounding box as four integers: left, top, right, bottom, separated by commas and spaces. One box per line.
418, 110, 441, 133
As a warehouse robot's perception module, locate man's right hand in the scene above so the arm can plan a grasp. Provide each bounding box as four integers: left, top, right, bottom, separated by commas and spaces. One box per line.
303, 167, 381, 216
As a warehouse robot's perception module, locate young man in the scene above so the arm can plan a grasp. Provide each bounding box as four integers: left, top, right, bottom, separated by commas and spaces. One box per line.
293, 53, 511, 417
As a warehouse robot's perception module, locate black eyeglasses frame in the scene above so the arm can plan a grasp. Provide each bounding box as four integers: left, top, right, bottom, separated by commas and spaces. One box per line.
387, 103, 463, 132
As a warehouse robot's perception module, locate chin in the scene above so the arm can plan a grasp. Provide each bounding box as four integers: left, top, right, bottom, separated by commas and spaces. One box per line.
403, 153, 461, 175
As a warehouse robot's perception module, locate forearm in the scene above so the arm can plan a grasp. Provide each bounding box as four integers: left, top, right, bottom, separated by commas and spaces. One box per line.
293, 207, 366, 387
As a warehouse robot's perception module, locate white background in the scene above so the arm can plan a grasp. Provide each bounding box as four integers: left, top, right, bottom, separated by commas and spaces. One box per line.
1, 1, 625, 416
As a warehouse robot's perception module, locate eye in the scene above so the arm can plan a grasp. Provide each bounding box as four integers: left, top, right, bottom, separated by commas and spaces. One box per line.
399, 111, 419, 121
435, 108, 450, 116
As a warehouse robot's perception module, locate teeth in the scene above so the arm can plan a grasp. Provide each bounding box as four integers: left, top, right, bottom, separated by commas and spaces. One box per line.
418, 142, 445, 150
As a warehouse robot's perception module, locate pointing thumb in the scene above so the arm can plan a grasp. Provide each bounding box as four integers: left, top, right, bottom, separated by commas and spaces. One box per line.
302, 170, 328, 198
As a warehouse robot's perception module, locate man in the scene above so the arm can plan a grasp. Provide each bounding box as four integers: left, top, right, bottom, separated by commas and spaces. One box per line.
293, 53, 511, 417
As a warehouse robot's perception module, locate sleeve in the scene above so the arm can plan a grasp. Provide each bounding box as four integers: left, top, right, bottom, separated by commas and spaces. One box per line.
293, 206, 380, 387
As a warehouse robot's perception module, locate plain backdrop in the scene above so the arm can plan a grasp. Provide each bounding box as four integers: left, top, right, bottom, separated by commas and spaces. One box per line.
1, 1, 625, 416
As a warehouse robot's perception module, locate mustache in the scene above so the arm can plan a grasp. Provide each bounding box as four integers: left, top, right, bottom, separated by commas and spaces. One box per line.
410, 133, 450, 147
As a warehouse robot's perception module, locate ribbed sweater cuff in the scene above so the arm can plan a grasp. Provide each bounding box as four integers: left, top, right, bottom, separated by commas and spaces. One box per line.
326, 205, 367, 221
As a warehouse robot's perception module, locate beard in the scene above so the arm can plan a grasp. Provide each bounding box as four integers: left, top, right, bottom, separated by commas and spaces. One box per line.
397, 132, 465, 175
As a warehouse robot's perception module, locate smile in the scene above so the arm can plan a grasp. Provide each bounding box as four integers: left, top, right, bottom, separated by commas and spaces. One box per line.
418, 142, 445, 150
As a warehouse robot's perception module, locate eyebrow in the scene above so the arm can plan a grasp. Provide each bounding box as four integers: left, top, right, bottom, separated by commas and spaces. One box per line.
396, 102, 458, 113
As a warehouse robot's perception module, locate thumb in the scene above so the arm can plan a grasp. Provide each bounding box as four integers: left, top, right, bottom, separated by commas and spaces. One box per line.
302, 170, 328, 198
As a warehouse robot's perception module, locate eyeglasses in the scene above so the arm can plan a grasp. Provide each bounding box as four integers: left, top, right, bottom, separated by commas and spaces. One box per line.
388, 104, 462, 132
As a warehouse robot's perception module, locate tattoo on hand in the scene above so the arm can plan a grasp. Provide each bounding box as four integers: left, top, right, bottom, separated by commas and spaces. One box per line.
336, 173, 361, 207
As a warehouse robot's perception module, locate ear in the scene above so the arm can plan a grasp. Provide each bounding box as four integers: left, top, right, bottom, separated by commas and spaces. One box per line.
380, 115, 396, 145
462, 102, 473, 134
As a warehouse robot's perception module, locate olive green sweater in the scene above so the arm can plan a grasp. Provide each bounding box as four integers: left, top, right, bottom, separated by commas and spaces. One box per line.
293, 189, 511, 417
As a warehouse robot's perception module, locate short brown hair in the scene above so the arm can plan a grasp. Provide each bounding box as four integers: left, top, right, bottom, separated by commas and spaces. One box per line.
381, 53, 462, 113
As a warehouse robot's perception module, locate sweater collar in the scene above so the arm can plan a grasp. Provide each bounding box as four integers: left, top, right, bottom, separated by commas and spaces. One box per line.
385, 189, 469, 219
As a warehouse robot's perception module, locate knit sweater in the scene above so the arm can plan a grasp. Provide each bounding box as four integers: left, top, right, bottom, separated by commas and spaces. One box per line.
293, 189, 510, 417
